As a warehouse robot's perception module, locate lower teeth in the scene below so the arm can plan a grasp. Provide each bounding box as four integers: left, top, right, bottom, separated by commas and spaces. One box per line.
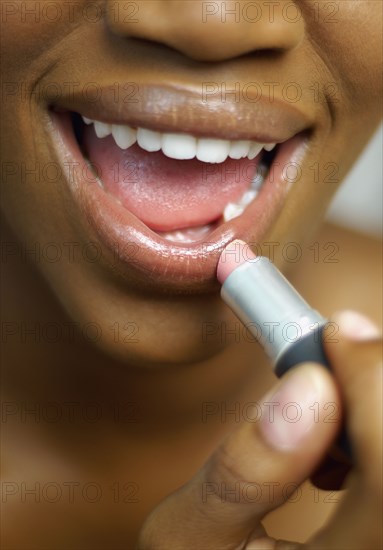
223, 190, 257, 222
222, 163, 267, 222
158, 224, 215, 243
158, 163, 268, 242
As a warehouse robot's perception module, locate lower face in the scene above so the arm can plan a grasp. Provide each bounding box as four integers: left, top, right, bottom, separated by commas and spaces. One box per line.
1, 2, 382, 366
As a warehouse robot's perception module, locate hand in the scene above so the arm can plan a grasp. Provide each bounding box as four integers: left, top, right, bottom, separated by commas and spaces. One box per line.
138, 310, 382, 549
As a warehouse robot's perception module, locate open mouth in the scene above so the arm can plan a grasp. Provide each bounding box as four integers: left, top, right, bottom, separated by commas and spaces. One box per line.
71, 112, 279, 244
49, 88, 310, 292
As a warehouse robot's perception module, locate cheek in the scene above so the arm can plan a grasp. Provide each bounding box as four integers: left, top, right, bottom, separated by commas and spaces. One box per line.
306, 2, 382, 101
0, 1, 94, 72
2, 7, 54, 63
1, 107, 73, 248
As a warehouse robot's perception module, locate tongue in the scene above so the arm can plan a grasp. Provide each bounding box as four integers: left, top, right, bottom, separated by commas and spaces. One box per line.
83, 127, 260, 231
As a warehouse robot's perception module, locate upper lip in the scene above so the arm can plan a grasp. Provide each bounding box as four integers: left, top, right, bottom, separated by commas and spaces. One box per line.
53, 83, 313, 143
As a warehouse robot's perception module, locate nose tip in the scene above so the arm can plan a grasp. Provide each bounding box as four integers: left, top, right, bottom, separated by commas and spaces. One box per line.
106, 0, 305, 62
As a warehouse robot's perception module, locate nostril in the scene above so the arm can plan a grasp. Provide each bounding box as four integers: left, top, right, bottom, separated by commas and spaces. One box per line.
105, 0, 305, 64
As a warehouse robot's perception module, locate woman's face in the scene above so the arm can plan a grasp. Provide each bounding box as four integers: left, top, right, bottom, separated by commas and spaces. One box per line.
1, 1, 381, 366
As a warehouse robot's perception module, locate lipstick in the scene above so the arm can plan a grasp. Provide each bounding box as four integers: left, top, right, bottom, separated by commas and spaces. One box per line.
217, 239, 352, 461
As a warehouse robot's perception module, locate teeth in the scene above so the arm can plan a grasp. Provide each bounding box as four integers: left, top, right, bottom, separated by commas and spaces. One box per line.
264, 143, 277, 152
137, 128, 162, 152
197, 138, 231, 163
223, 188, 259, 222
112, 125, 137, 149
159, 185, 261, 240
81, 116, 278, 164
240, 189, 258, 206
248, 142, 264, 160
158, 224, 214, 243
94, 121, 112, 139
228, 140, 251, 159
162, 133, 197, 160
222, 165, 267, 223
81, 116, 272, 224
222, 203, 245, 222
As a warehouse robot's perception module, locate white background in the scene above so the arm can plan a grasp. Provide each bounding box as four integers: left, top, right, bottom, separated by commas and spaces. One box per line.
326, 124, 382, 238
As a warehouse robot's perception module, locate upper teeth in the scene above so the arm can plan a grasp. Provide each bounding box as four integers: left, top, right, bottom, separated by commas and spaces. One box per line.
82, 116, 276, 164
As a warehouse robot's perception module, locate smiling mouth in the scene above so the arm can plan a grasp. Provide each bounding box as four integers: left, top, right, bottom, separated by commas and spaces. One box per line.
72, 113, 279, 244
49, 85, 311, 292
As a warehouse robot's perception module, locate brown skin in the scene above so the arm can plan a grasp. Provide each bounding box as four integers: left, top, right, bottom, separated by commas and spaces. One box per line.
1, 1, 382, 548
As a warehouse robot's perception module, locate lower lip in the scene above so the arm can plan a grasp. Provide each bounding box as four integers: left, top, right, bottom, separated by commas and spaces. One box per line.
49, 111, 307, 293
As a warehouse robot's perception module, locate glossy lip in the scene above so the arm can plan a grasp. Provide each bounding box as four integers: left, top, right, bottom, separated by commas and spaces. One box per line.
48, 86, 311, 294
53, 84, 313, 142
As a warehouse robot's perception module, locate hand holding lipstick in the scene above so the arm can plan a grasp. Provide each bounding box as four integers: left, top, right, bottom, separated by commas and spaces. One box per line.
218, 239, 354, 464
138, 311, 382, 549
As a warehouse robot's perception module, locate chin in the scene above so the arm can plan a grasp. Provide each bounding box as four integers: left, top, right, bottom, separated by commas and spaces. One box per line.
49, 271, 232, 368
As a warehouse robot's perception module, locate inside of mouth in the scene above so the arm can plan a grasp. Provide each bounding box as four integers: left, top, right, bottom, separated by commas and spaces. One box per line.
71, 113, 277, 243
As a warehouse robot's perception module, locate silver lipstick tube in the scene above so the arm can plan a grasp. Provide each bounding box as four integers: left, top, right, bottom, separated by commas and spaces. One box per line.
221, 256, 326, 366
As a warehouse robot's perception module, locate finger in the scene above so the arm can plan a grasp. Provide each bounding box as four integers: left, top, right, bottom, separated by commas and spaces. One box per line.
308, 310, 382, 550
322, 310, 382, 473
138, 364, 340, 550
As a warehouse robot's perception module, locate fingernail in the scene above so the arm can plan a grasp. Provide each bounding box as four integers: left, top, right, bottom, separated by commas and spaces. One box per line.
335, 310, 381, 341
260, 367, 324, 452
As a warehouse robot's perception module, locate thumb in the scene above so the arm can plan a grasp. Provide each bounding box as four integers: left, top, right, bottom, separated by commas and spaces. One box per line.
138, 364, 340, 550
